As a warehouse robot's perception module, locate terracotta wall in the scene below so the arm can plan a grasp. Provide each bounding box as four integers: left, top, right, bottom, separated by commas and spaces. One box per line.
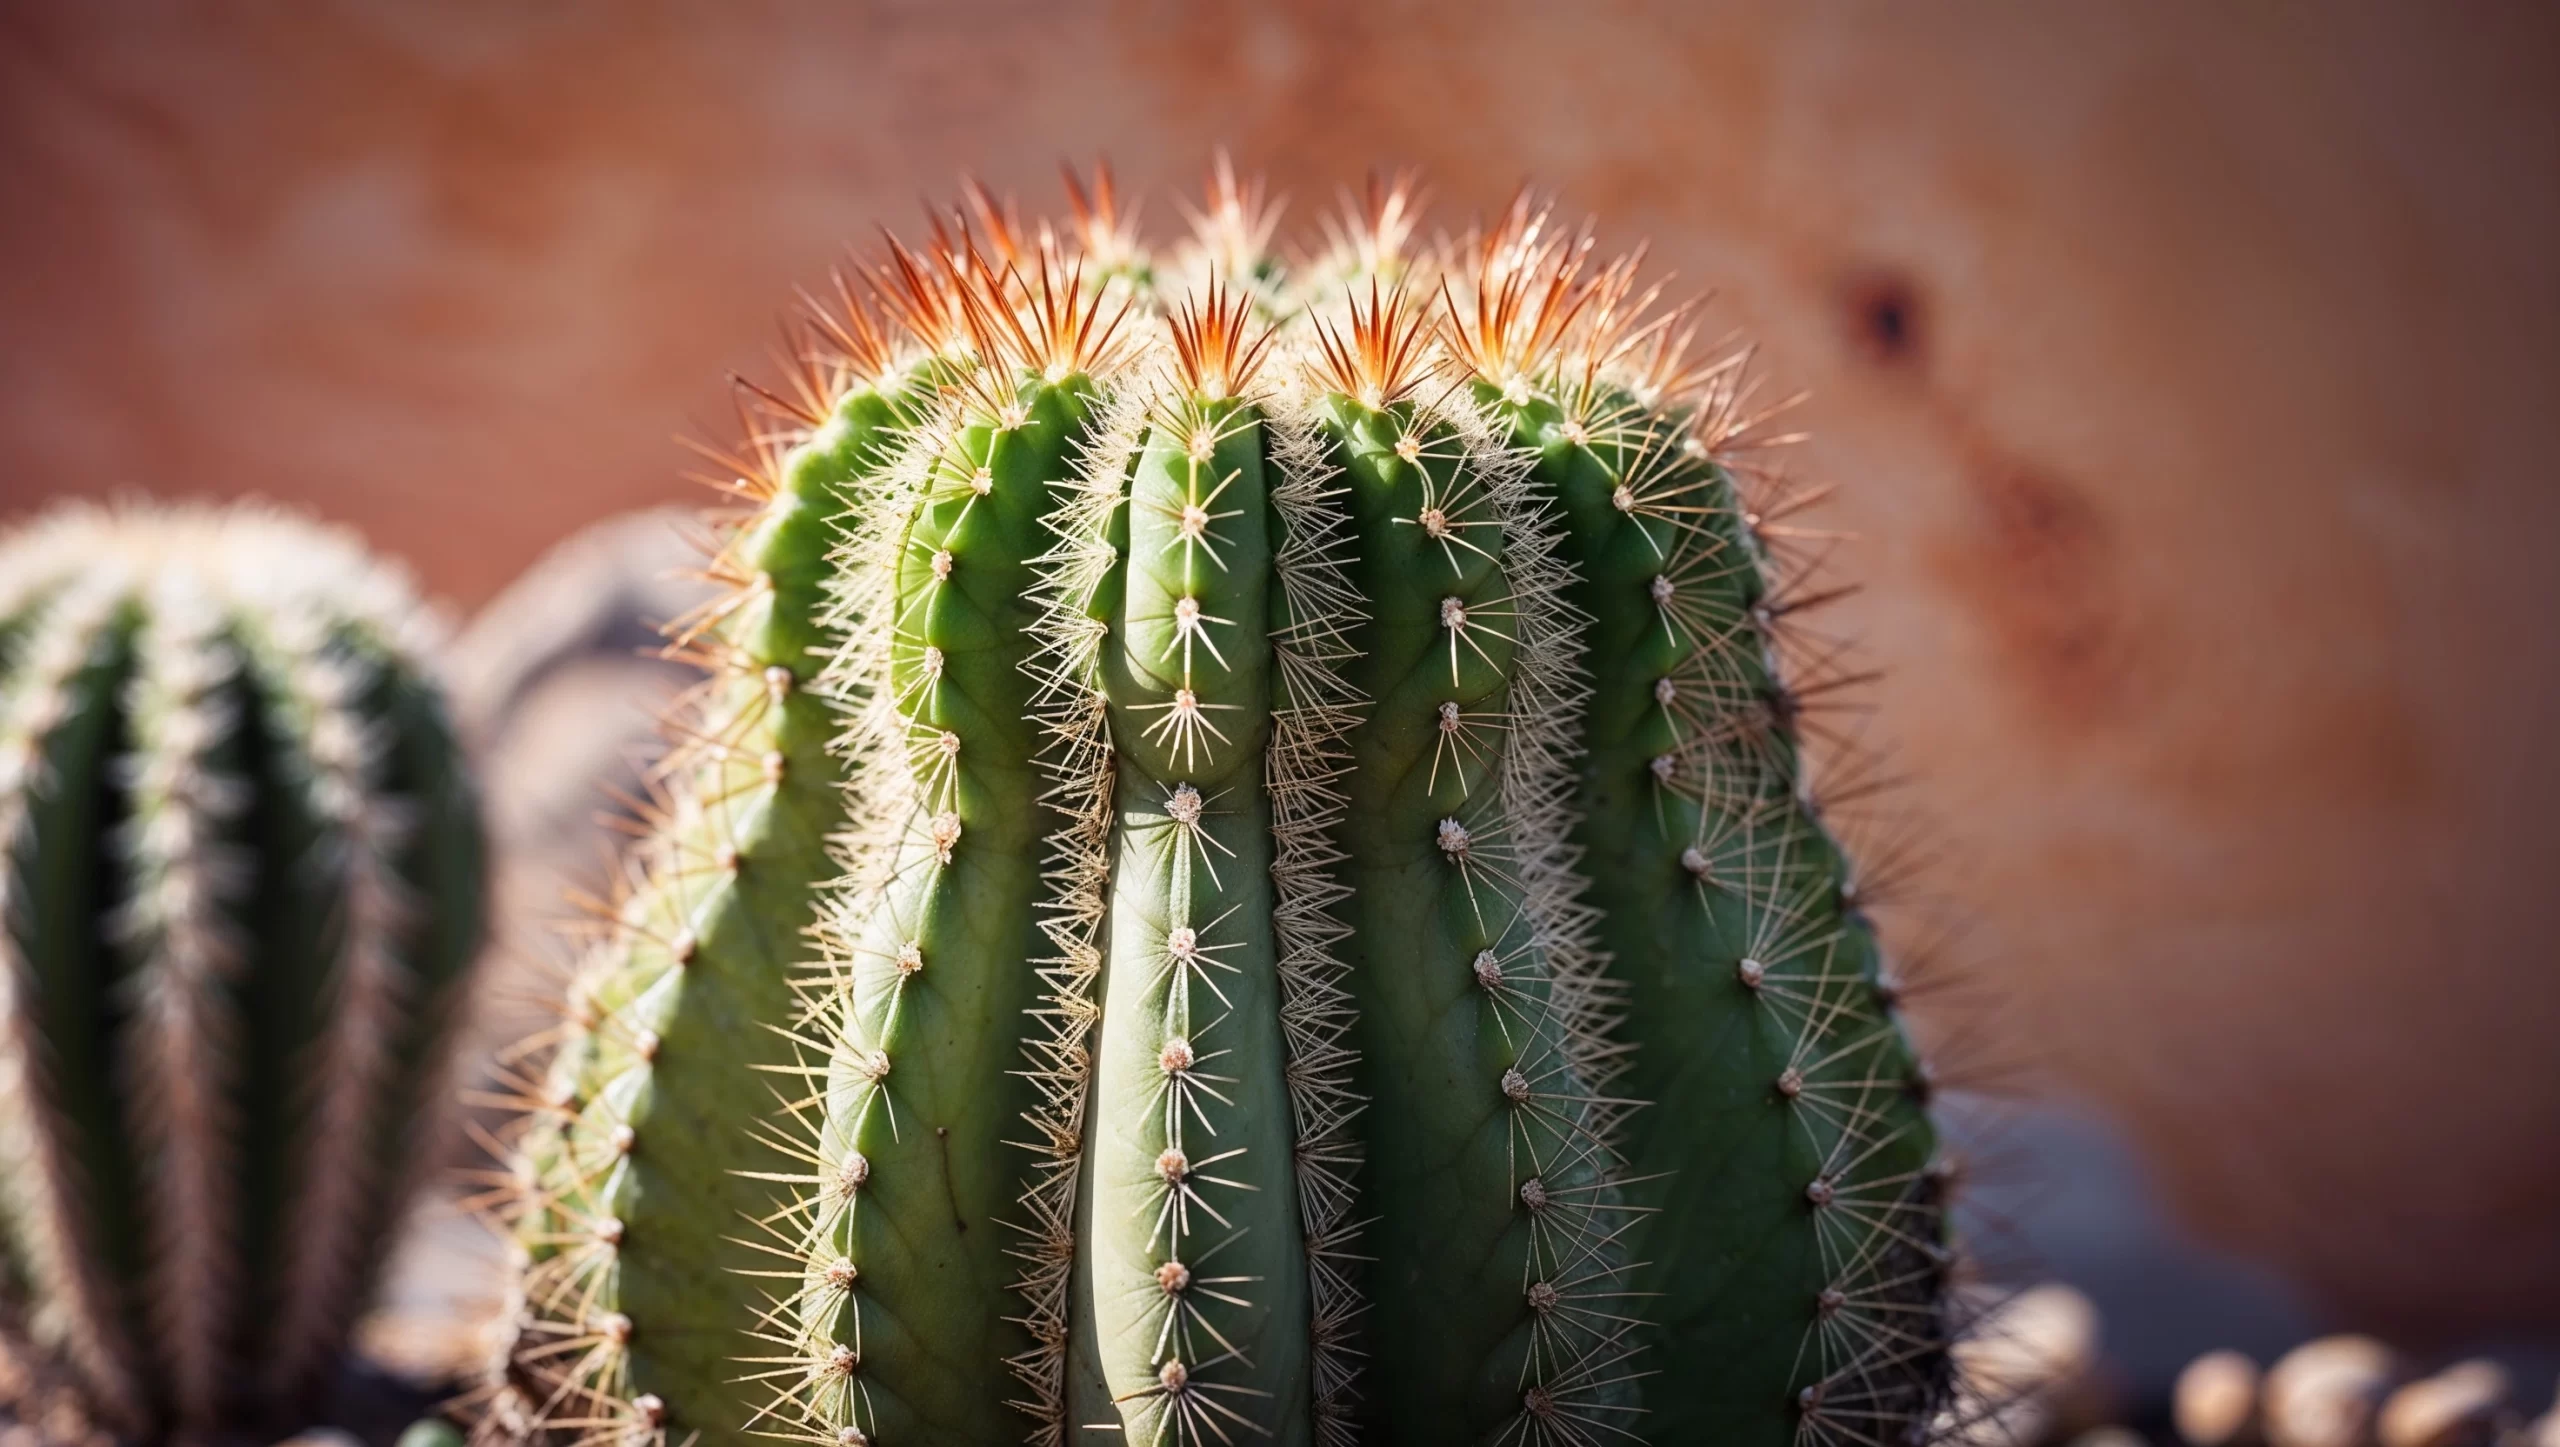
3, 1, 2554, 1337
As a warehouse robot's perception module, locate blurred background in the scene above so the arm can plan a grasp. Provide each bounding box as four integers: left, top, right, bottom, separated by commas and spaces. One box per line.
1, 0, 2554, 1436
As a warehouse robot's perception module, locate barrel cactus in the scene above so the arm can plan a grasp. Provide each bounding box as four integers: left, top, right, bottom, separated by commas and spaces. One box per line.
0, 503, 486, 1440
488, 167, 1950, 1447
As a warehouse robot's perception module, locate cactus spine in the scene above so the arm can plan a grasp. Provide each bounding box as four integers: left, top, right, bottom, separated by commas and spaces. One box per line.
492, 168, 1949, 1447
0, 503, 484, 1439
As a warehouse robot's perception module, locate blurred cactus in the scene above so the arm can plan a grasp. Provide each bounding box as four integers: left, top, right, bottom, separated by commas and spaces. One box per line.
485, 167, 1949, 1446
0, 503, 485, 1440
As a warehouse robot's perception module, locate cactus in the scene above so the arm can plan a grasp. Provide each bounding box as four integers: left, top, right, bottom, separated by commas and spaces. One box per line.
0, 503, 485, 1439
490, 167, 1949, 1447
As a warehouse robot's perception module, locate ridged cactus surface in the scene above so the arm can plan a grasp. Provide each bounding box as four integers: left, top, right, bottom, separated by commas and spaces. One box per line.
0, 503, 485, 1440
490, 169, 1949, 1447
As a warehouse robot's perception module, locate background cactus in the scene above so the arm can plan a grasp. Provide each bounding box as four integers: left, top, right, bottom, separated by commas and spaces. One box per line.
0, 503, 486, 1440
490, 168, 1950, 1447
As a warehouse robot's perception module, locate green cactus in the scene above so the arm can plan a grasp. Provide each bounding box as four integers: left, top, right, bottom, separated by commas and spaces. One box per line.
490, 168, 1949, 1447
0, 503, 485, 1440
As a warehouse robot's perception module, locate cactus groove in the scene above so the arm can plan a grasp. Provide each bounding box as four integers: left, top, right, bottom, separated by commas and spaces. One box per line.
488, 166, 1952, 1447
0, 504, 484, 1440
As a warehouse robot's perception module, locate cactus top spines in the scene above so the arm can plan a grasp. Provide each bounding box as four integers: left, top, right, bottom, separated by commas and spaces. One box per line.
0, 502, 485, 1438
489, 164, 1951, 1447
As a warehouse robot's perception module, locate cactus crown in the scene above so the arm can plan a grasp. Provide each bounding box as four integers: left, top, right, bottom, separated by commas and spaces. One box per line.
490, 164, 1948, 1447
0, 503, 485, 1440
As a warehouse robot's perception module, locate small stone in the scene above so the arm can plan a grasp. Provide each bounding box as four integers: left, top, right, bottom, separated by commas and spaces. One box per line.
2378, 1359, 2507, 1447
1943, 1284, 2104, 1447
2264, 1335, 2395, 1447
273, 1429, 365, 1447
2172, 1351, 2263, 1447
